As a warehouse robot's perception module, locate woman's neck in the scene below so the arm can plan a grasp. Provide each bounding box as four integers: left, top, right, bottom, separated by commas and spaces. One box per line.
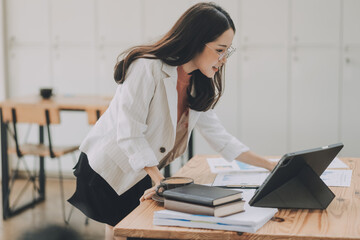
181, 60, 197, 74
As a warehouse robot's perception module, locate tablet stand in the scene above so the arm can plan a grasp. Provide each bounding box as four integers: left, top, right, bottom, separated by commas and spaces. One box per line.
253, 164, 335, 209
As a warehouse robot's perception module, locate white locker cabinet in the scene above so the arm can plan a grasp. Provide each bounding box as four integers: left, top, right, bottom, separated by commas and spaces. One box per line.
8, 47, 51, 97
341, 0, 360, 157
290, 48, 339, 151
97, 0, 143, 45
3, 0, 360, 165
6, 0, 49, 43
341, 48, 360, 157
343, 0, 360, 45
52, 46, 96, 95
51, 0, 95, 43
96, 46, 126, 96
214, 54, 240, 139
143, 0, 192, 42
241, 0, 288, 45
291, 0, 341, 45
240, 47, 288, 155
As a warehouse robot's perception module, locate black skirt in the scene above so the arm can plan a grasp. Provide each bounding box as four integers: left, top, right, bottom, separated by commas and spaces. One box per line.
68, 152, 152, 226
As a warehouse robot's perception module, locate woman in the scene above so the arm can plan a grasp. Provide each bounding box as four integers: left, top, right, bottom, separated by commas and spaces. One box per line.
68, 2, 276, 239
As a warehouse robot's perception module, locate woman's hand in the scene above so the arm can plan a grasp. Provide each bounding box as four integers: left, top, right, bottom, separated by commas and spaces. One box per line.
140, 166, 164, 202
236, 151, 277, 171
139, 185, 158, 202
268, 160, 277, 171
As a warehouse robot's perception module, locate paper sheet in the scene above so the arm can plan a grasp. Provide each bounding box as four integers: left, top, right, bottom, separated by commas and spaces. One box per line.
208, 157, 351, 187
212, 172, 269, 187
212, 169, 352, 187
206, 158, 240, 173
207, 157, 348, 174
320, 169, 352, 187
207, 158, 271, 173
327, 157, 349, 169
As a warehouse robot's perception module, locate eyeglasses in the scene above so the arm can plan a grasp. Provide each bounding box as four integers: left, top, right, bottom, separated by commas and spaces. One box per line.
205, 44, 236, 61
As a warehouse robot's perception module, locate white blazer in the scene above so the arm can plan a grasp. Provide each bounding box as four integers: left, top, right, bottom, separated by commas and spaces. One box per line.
80, 58, 249, 195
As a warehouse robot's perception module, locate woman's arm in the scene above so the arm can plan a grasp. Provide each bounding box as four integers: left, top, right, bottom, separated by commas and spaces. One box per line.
139, 166, 165, 202
195, 110, 276, 171
195, 110, 250, 160
144, 166, 164, 185
235, 151, 277, 171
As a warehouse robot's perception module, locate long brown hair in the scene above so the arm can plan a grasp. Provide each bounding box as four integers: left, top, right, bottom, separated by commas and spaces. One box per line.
114, 2, 235, 111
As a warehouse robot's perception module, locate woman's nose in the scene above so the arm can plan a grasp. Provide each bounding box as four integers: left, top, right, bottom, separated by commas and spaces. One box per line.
220, 56, 227, 64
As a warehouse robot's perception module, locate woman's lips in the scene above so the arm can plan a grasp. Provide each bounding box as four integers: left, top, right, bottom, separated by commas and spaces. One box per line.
212, 66, 219, 72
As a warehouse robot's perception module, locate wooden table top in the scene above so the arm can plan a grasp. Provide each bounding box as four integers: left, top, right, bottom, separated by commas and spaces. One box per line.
0, 95, 112, 110
114, 155, 360, 240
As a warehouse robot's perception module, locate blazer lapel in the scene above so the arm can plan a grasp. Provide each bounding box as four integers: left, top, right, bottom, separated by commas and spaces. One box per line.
161, 63, 178, 130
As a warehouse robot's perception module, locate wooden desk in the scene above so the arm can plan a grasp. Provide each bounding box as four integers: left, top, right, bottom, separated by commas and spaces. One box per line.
0, 95, 111, 120
0, 95, 111, 219
114, 155, 360, 240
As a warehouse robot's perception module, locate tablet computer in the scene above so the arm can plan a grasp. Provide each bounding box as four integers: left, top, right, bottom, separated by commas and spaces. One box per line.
248, 143, 344, 209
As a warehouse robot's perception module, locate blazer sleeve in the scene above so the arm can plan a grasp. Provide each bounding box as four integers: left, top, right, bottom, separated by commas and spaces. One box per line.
195, 109, 249, 161
114, 59, 159, 172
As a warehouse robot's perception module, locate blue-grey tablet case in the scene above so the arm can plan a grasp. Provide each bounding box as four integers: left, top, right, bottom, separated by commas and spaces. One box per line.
249, 143, 344, 209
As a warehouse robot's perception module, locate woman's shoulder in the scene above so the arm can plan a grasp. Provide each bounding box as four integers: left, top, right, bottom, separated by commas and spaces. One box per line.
128, 58, 172, 81
130, 58, 164, 71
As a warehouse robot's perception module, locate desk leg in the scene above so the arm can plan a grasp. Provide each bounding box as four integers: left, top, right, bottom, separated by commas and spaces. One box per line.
164, 165, 170, 178
39, 126, 45, 199
1, 108, 10, 219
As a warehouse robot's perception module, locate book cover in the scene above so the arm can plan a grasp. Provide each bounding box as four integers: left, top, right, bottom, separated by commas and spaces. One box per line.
164, 198, 245, 217
162, 184, 243, 206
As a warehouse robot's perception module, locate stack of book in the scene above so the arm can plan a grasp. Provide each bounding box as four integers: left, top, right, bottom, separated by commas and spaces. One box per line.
162, 184, 245, 217
153, 184, 278, 233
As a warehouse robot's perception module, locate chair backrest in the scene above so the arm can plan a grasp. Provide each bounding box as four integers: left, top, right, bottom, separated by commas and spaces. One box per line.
2, 103, 60, 125
2, 103, 60, 158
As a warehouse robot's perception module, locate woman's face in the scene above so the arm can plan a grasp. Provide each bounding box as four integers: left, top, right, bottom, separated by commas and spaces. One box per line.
193, 28, 235, 78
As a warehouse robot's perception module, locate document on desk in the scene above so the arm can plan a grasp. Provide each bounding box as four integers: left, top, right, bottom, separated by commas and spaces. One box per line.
212, 172, 270, 188
207, 157, 347, 173
209, 157, 350, 187
207, 158, 272, 173
212, 169, 352, 188
320, 169, 352, 187
327, 157, 349, 169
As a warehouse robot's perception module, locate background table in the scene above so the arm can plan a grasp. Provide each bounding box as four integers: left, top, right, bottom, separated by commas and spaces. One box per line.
0, 95, 111, 219
114, 155, 360, 240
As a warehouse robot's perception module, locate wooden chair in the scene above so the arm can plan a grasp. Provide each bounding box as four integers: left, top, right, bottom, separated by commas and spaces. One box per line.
2, 103, 79, 223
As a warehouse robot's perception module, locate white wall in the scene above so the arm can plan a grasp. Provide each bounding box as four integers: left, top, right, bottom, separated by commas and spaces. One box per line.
0, 0, 6, 179
194, 0, 360, 159
0, 0, 6, 100
1, 0, 360, 175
